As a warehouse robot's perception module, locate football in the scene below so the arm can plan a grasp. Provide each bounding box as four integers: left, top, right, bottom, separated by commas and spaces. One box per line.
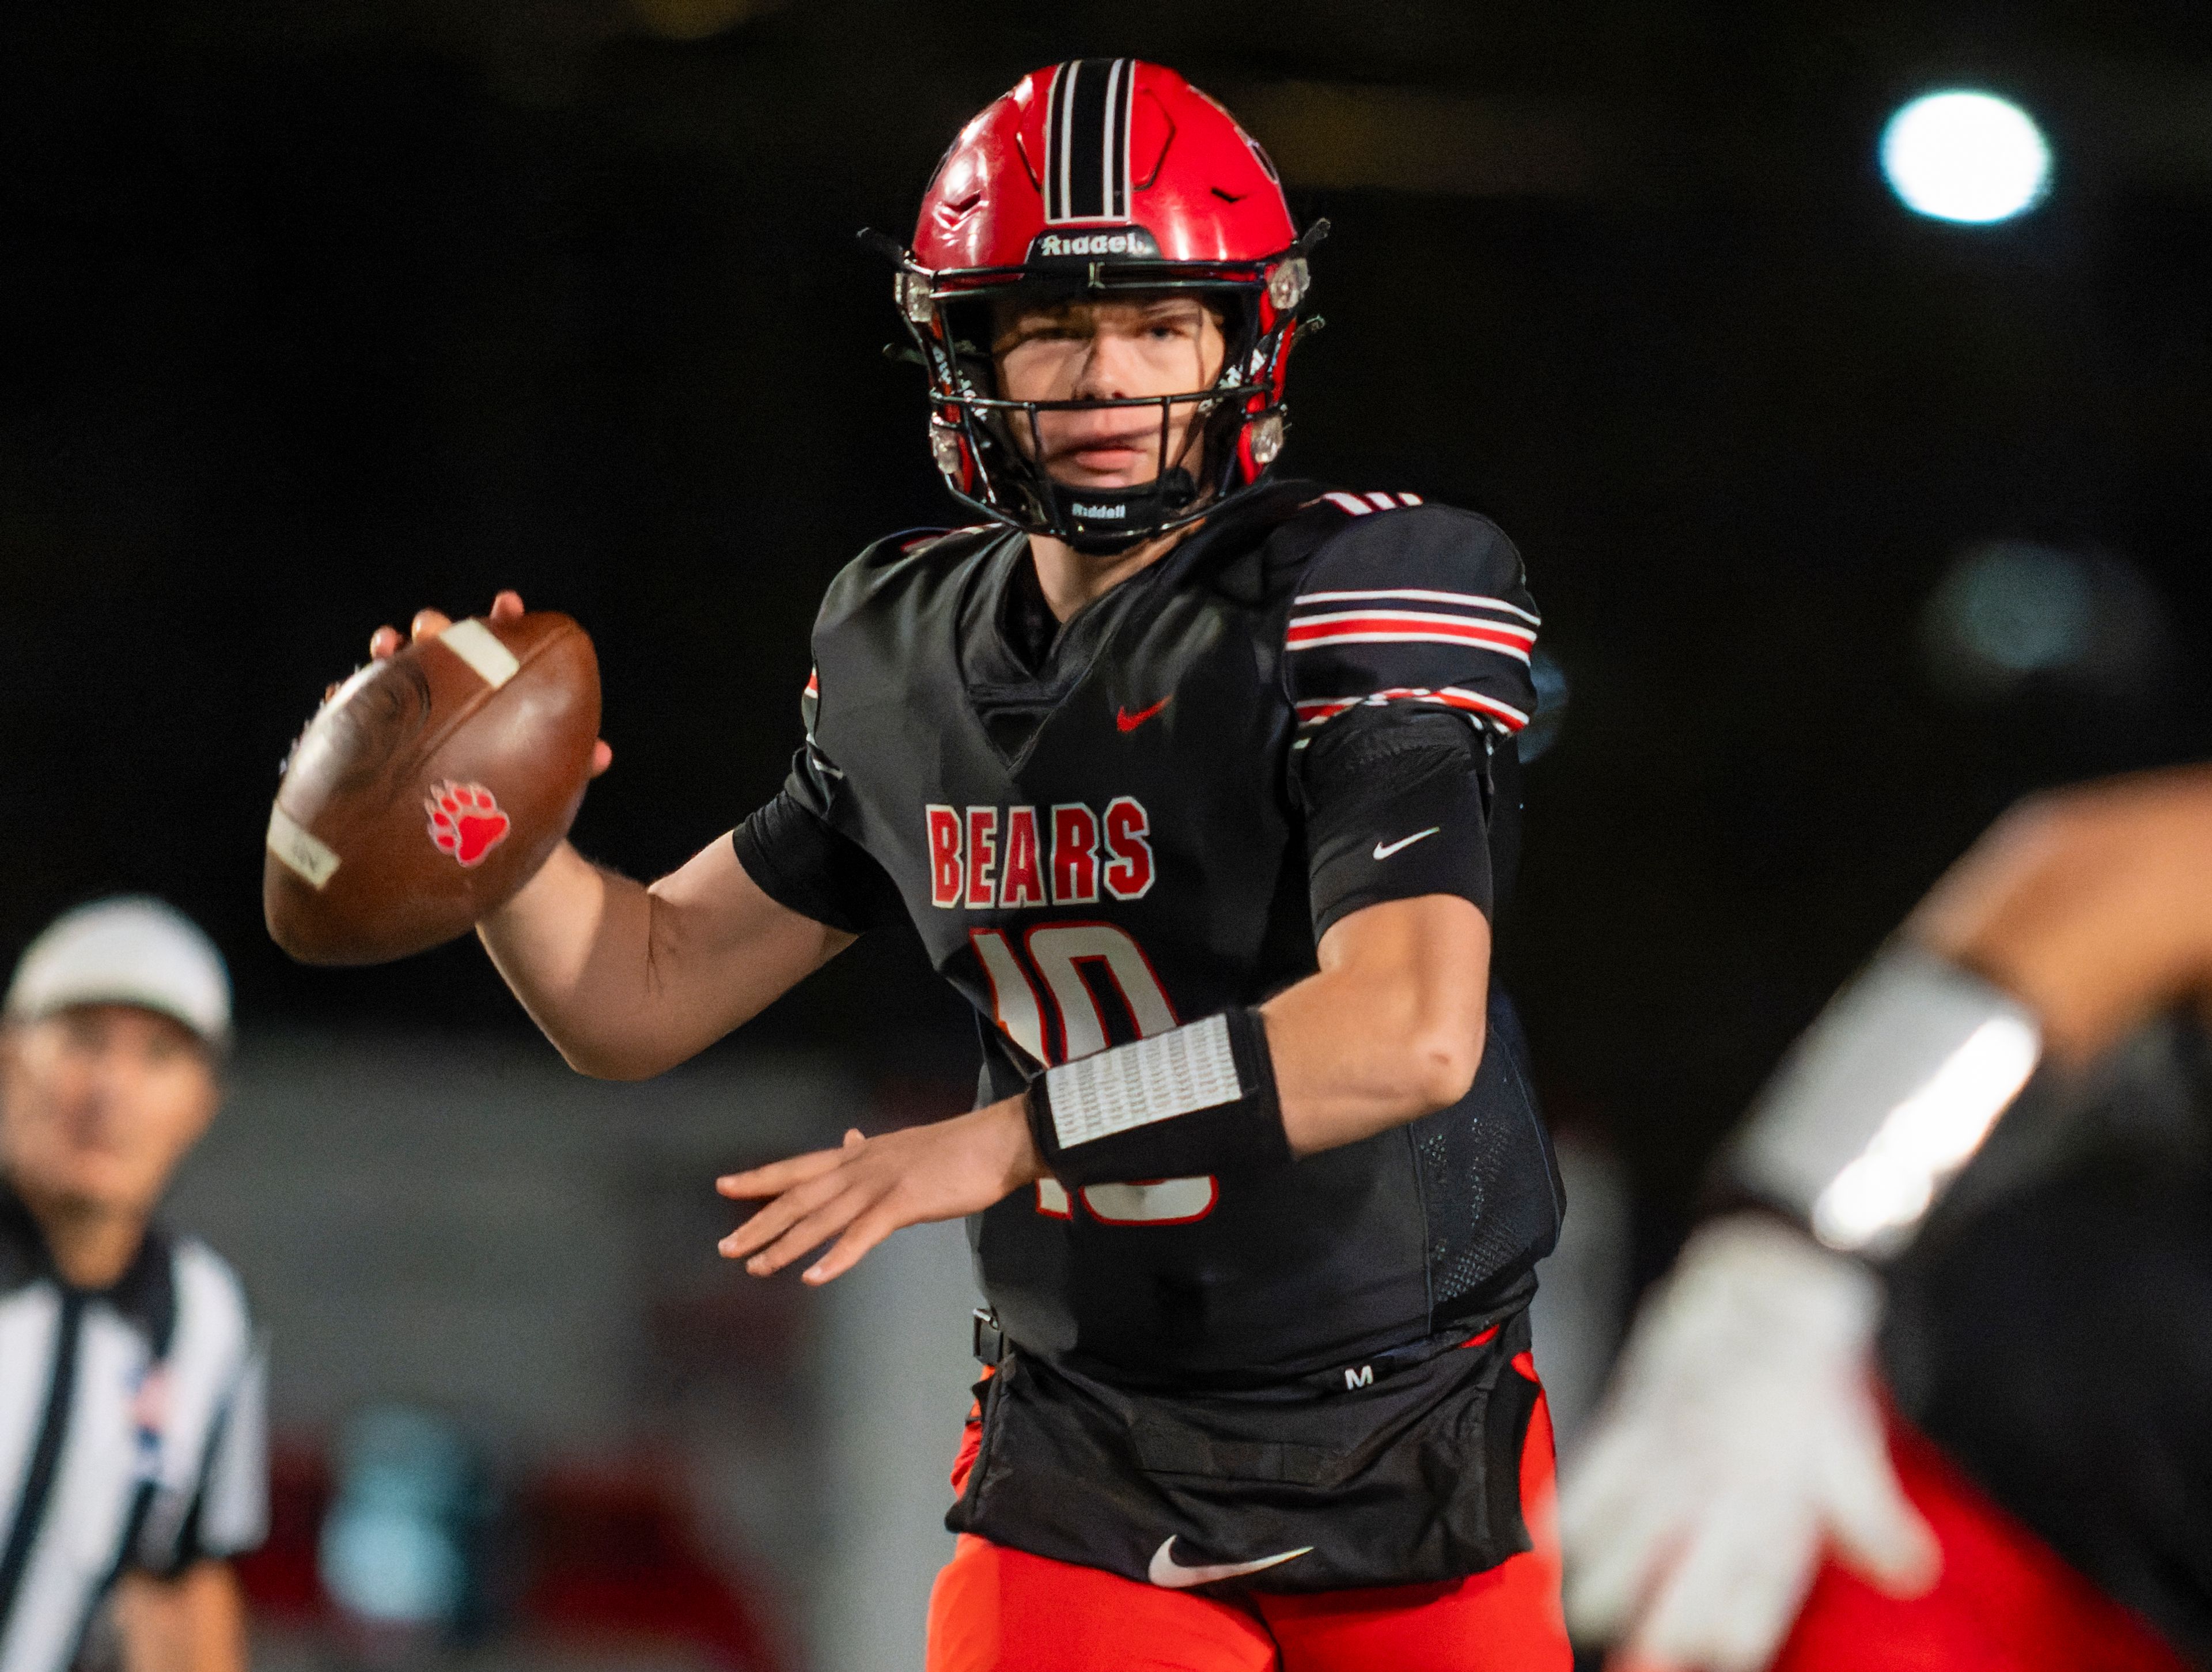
264, 612, 601, 965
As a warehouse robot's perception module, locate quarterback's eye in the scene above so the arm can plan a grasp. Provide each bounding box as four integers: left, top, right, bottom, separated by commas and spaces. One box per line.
1003, 321, 1081, 347
1135, 301, 1206, 339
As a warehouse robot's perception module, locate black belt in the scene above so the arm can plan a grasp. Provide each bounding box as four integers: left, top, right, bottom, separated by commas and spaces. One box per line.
969, 1305, 1525, 1397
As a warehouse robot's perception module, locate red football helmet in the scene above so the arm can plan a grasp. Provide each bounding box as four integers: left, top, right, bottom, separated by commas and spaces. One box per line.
882, 59, 1323, 550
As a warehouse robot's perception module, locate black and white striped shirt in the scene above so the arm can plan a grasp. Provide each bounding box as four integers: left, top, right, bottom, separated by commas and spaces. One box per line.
0, 1187, 265, 1672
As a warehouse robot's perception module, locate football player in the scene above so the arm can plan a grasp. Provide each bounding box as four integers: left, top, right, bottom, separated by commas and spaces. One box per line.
376, 61, 1569, 1670
1560, 766, 2212, 1671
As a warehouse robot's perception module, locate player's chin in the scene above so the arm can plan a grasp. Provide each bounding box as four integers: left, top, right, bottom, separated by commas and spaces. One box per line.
1041, 456, 1158, 492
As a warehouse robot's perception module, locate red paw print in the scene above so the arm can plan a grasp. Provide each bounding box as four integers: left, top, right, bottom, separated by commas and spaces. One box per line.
425, 781, 511, 867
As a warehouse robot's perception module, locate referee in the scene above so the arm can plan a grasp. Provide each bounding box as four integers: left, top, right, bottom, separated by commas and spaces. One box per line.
1, 899, 265, 1672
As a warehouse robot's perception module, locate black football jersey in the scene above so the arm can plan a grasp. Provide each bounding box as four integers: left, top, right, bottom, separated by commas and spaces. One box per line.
736, 479, 1563, 1386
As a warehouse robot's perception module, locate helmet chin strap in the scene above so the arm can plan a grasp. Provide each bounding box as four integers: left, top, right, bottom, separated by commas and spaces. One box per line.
1043, 391, 1217, 553
1054, 467, 1202, 554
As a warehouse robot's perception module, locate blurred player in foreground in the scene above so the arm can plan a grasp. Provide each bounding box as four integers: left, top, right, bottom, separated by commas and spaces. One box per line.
0, 900, 266, 1672
374, 58, 1568, 1671
1562, 767, 2212, 1671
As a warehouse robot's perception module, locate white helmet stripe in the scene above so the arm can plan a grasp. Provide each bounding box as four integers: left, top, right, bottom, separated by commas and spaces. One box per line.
1056, 59, 1077, 221
1103, 57, 1127, 219
1044, 59, 1137, 225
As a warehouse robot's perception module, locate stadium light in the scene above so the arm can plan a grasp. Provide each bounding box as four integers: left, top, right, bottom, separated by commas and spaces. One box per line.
1880, 90, 2052, 224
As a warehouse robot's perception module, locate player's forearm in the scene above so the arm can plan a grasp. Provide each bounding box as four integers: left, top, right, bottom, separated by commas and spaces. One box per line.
477, 841, 656, 1073
1262, 895, 1491, 1156
1903, 767, 2212, 1062
1263, 974, 1484, 1155
478, 837, 849, 1079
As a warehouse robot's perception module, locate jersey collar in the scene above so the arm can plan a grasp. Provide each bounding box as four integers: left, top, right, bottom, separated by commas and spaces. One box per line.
966, 477, 1323, 689
0, 1176, 175, 1344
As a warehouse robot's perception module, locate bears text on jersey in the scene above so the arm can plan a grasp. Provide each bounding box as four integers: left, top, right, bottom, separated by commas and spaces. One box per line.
927, 799, 1155, 910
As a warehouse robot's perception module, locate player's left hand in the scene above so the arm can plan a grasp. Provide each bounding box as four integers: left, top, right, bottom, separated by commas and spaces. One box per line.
715, 1096, 1045, 1285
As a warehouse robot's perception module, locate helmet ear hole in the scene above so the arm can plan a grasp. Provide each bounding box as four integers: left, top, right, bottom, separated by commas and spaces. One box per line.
936, 296, 1002, 393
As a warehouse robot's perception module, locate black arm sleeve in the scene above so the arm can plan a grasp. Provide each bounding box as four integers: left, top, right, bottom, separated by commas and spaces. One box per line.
732, 750, 908, 936
1293, 702, 1495, 942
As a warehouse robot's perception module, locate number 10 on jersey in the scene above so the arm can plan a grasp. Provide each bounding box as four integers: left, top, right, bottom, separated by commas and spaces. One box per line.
971, 921, 1179, 1065
969, 922, 1219, 1227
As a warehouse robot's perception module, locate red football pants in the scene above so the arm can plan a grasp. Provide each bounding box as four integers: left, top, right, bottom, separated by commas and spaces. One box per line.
1766, 1410, 2188, 1672
925, 1353, 1570, 1672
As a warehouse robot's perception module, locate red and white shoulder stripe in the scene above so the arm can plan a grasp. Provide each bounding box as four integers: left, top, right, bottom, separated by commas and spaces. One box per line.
1294, 686, 1531, 736
1287, 577, 1538, 663
1286, 492, 1539, 739
1315, 490, 1426, 517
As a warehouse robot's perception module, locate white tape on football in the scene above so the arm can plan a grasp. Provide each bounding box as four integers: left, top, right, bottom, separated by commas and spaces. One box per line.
438, 619, 521, 689
266, 804, 341, 890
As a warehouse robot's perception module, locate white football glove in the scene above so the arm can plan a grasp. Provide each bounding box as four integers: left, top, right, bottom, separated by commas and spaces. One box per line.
1558, 1214, 1940, 1671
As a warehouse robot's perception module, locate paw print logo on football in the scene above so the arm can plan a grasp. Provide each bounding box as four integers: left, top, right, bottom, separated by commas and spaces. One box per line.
425, 781, 512, 867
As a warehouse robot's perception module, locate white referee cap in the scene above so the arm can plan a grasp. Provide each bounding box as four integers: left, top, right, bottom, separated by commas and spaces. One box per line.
5, 897, 232, 1050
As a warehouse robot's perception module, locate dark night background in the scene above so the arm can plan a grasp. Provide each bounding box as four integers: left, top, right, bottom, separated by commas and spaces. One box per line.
5, 0, 2209, 1250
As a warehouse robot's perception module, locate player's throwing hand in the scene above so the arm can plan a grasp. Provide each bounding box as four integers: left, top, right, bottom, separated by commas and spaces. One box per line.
363, 591, 613, 779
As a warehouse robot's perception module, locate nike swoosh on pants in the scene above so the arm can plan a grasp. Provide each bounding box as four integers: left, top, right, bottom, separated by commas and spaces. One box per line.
1147, 1537, 1314, 1589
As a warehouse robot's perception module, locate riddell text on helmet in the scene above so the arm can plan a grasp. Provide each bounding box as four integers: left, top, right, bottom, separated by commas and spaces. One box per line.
1028, 228, 1163, 260
926, 799, 1154, 909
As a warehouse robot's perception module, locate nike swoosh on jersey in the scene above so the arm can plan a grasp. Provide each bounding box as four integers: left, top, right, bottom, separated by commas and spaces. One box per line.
1372, 827, 1442, 860
1116, 696, 1173, 733
1147, 1537, 1314, 1590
